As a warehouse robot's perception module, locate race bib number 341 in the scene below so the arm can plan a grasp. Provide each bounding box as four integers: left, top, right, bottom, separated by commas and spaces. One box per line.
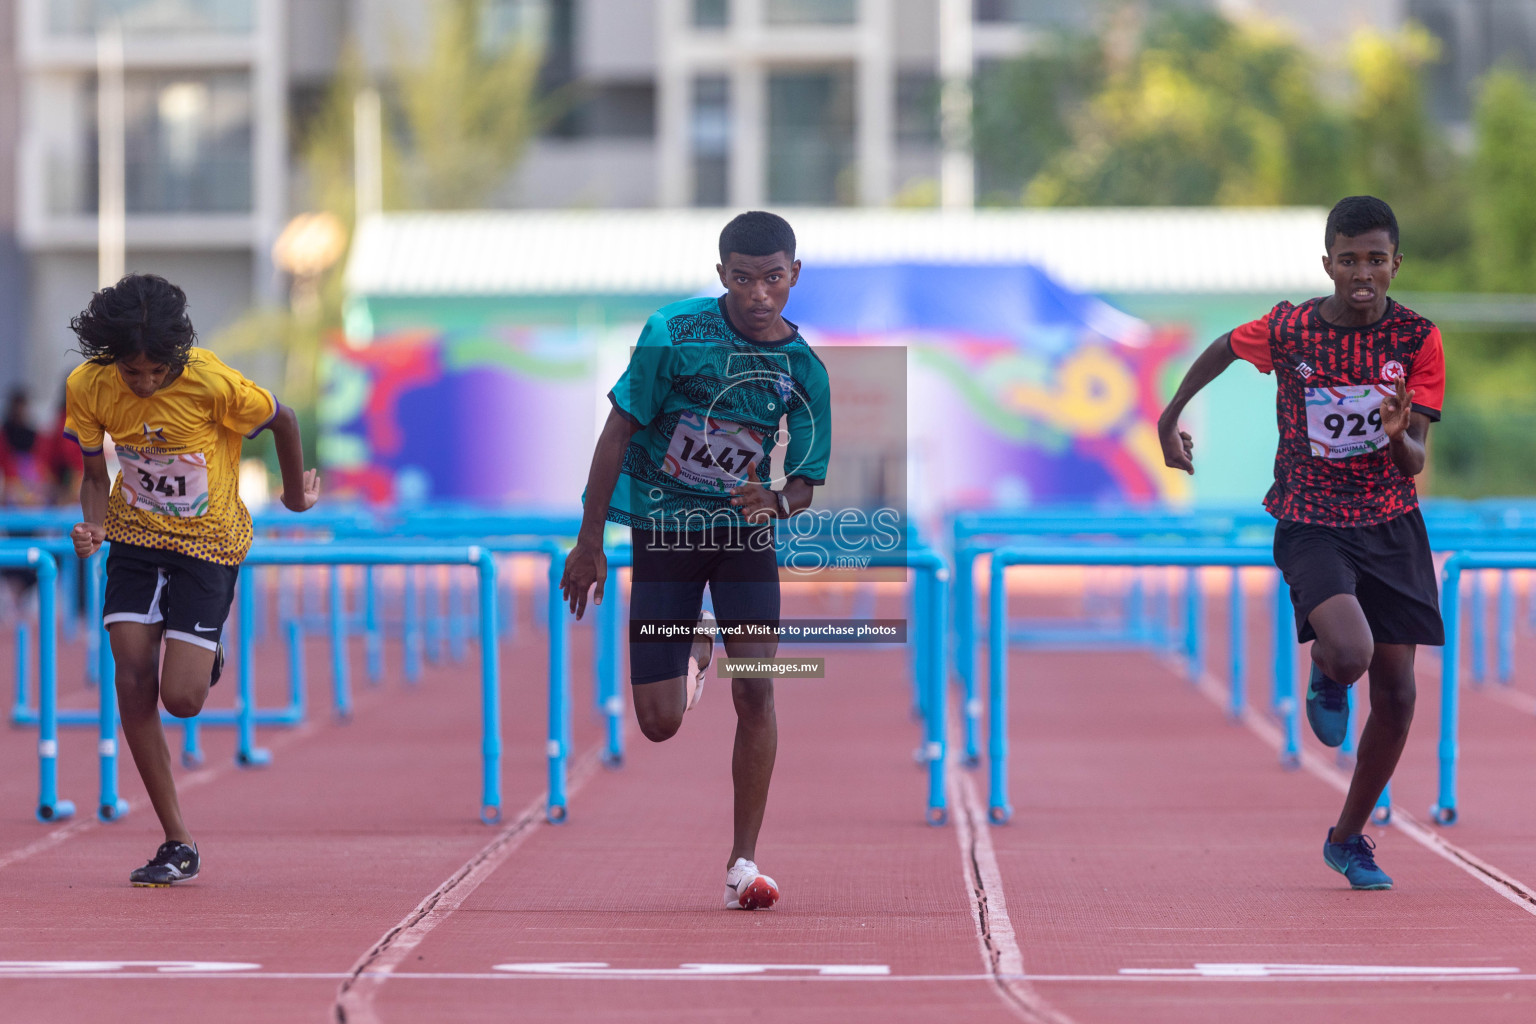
1304, 385, 1390, 460
662, 412, 766, 492
118, 448, 211, 517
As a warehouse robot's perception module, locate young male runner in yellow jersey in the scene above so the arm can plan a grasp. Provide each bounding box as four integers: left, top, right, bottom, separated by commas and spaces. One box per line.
63, 274, 320, 886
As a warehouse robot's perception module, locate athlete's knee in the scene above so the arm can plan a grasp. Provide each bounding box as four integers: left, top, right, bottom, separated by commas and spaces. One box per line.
732, 679, 774, 721
636, 706, 682, 743
1318, 644, 1372, 686
161, 687, 207, 720
113, 666, 160, 718
1372, 683, 1416, 730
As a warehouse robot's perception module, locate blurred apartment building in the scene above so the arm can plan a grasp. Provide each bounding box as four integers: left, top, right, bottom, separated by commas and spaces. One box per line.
3, 0, 1536, 394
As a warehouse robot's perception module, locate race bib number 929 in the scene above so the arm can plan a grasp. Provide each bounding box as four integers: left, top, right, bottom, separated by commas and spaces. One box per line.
117, 448, 211, 517
1304, 385, 1390, 460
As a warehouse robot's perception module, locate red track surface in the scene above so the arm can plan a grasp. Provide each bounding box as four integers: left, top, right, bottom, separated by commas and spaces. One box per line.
6, 584, 1536, 1023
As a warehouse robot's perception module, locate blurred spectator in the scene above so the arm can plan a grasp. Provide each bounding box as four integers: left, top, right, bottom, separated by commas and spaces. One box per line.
43, 381, 84, 504
0, 387, 47, 605
1, 387, 51, 507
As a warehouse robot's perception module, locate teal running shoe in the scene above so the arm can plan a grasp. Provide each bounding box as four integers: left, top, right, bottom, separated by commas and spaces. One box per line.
1305, 663, 1349, 747
1324, 829, 1393, 890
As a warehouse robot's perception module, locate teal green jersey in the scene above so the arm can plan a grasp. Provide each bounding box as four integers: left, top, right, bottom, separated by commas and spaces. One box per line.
600, 296, 832, 529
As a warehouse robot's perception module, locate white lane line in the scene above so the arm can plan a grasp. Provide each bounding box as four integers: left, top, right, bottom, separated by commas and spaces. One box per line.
1189, 666, 1536, 918
0, 817, 98, 873
0, 716, 320, 874
1468, 682, 1536, 716
13, 970, 1536, 984
948, 711, 1077, 1024
332, 746, 605, 1024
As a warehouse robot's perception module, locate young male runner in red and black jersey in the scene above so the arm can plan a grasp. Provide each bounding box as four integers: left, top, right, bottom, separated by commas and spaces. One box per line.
1158, 196, 1445, 890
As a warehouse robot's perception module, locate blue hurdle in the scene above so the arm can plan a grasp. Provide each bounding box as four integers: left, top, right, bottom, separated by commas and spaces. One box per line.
985, 545, 1301, 825
0, 547, 73, 822
1432, 550, 1536, 826
951, 509, 1276, 766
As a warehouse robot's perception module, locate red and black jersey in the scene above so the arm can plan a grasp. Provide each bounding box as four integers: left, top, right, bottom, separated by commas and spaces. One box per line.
1229, 297, 1445, 528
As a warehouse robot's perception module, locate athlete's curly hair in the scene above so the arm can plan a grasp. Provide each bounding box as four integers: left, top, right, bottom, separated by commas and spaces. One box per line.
70, 274, 197, 371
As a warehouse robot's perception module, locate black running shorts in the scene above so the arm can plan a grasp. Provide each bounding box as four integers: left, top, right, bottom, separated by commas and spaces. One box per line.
103, 541, 239, 651
1272, 507, 1443, 646
629, 522, 780, 685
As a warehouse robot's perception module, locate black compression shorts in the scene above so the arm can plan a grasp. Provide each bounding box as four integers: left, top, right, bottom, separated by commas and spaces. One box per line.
629, 522, 780, 685
1272, 507, 1443, 646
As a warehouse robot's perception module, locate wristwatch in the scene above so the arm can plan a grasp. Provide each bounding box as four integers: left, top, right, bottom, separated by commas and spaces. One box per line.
774, 489, 790, 519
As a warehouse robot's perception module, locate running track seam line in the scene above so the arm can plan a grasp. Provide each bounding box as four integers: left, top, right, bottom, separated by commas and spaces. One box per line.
0, 716, 321, 875
1187, 664, 1536, 919
948, 711, 1077, 1024
332, 746, 604, 1024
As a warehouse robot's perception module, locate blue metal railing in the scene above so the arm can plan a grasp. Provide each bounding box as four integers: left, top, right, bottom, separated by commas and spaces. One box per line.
985, 545, 1303, 825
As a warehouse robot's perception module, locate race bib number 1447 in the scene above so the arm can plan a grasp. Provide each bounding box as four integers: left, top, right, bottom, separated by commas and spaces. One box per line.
118, 448, 211, 517
1304, 385, 1390, 460
662, 412, 766, 492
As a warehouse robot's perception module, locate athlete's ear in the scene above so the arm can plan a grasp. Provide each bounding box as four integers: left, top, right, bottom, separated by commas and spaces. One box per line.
1391, 251, 1402, 277
1321, 253, 1332, 278
789, 260, 801, 287
717, 262, 728, 289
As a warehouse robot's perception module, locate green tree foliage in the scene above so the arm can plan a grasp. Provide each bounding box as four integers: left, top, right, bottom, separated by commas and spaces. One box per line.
972, 37, 1102, 205
979, 11, 1464, 221
1017, 12, 1348, 207
1471, 68, 1536, 293
1344, 26, 1469, 290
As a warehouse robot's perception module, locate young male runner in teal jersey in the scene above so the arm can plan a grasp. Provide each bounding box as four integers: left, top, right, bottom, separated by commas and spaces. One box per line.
1158, 196, 1445, 890
561, 211, 832, 910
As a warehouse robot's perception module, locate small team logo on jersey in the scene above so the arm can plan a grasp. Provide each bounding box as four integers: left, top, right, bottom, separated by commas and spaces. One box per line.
1381, 360, 1405, 383
1296, 361, 1315, 380
771, 373, 795, 402
141, 423, 167, 443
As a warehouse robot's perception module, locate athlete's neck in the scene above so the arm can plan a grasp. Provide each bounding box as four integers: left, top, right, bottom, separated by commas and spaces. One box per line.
1318, 294, 1390, 329
718, 296, 793, 345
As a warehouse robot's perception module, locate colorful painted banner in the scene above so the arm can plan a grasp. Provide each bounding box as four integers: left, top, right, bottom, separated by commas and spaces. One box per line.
325, 263, 1189, 510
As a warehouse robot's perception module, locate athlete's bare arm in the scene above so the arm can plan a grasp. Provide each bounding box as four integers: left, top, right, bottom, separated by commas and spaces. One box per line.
71, 452, 110, 558
729, 477, 814, 522
270, 405, 320, 512
1157, 333, 1239, 475
1381, 377, 1431, 477
562, 406, 641, 619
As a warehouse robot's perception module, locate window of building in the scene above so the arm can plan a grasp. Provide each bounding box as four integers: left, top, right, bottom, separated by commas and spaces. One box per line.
766, 0, 856, 26
55, 71, 253, 215
767, 67, 856, 205
896, 71, 940, 147
46, 0, 254, 35
569, 83, 657, 138
692, 0, 729, 28
692, 75, 730, 206
974, 0, 1097, 28
480, 0, 550, 53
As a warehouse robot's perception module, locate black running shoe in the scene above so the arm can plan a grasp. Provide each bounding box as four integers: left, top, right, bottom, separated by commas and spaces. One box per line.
130, 841, 200, 887
210, 644, 223, 688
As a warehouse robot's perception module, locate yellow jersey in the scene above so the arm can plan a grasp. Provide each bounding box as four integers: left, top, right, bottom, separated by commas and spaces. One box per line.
64, 348, 279, 566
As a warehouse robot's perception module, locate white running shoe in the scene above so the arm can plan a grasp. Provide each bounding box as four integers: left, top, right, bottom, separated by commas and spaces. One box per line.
686, 610, 714, 711
724, 857, 779, 910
